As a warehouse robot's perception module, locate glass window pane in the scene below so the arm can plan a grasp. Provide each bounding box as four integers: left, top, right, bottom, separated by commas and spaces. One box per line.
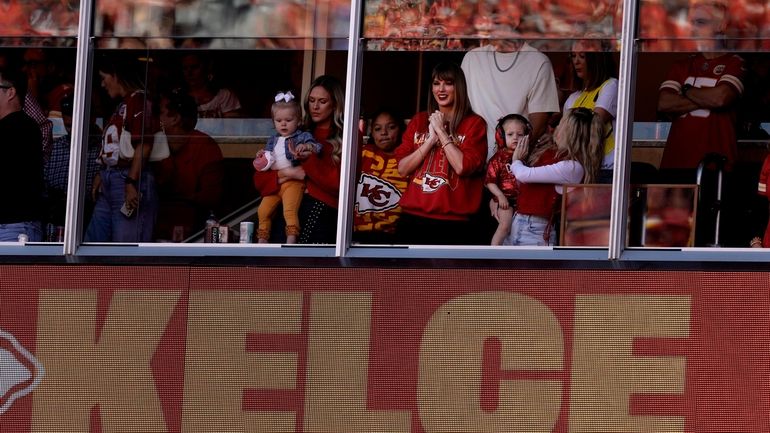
638, 0, 768, 52
0, 1, 79, 38
632, 0, 769, 249
94, 0, 351, 49
82, 47, 349, 245
354, 0, 623, 248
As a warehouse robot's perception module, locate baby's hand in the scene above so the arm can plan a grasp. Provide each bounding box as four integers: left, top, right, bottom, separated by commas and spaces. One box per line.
293, 143, 314, 159
253, 149, 274, 171
497, 194, 510, 210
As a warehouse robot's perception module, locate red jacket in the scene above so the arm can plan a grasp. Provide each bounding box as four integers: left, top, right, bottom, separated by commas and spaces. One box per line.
485, 147, 517, 201
516, 148, 562, 219
253, 127, 341, 208
394, 112, 487, 221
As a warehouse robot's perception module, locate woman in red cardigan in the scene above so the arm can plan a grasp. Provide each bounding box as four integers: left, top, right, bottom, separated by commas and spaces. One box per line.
394, 62, 487, 245
253, 75, 345, 244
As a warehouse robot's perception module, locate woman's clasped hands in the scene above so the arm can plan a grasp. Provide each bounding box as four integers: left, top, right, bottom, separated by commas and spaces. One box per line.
428, 110, 449, 144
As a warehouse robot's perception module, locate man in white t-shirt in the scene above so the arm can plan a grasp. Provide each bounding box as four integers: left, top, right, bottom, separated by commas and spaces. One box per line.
461, 27, 560, 161
461, 16, 561, 245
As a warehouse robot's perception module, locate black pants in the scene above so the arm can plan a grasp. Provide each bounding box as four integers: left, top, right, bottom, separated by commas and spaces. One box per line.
394, 213, 475, 245
266, 194, 338, 244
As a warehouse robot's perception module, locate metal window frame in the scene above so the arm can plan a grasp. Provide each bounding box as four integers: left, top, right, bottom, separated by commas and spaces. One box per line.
0, 0, 762, 263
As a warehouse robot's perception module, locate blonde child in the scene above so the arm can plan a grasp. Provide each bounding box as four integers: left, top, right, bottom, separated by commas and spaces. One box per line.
505, 107, 604, 246
253, 91, 321, 243
485, 114, 530, 245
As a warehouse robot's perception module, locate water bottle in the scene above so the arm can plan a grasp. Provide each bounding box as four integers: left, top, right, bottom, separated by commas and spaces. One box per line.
204, 212, 219, 243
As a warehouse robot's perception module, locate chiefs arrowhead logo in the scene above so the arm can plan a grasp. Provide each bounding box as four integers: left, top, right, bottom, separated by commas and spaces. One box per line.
421, 173, 447, 193
357, 173, 401, 213
0, 329, 45, 414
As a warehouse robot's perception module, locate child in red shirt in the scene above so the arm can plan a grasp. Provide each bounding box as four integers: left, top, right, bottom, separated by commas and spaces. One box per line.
485, 114, 530, 245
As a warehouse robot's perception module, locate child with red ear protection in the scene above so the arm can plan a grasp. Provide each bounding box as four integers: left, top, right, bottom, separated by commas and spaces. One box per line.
485, 113, 531, 245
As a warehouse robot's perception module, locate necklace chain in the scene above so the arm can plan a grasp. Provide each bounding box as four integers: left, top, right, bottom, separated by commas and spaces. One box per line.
493, 50, 520, 73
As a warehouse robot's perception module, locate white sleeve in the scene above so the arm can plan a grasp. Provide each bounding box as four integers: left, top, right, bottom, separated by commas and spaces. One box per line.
510, 159, 584, 185
595, 78, 618, 118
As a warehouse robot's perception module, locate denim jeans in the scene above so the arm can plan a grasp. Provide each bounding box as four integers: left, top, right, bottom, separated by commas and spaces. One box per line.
0, 221, 42, 242
84, 167, 158, 242
505, 213, 555, 246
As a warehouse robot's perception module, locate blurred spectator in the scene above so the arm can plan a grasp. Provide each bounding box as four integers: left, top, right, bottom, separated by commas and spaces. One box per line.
563, 38, 618, 183
724, 0, 764, 50
0, 51, 53, 164
639, 0, 679, 51
240, 1, 312, 49
23, 49, 57, 112
363, 0, 622, 51
29, 0, 79, 36
85, 53, 160, 242
155, 88, 224, 241
43, 91, 101, 226
181, 53, 242, 118
0, 0, 33, 36
0, 68, 44, 241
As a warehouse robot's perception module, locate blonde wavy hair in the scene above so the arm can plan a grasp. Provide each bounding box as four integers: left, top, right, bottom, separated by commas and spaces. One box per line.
554, 108, 605, 184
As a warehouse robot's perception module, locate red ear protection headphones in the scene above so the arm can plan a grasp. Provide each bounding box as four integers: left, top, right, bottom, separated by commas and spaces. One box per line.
495, 114, 532, 148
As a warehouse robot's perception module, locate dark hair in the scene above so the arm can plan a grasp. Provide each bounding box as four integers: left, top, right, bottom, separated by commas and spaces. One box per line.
180, 53, 220, 93
427, 62, 471, 135
369, 108, 406, 147
97, 52, 146, 94
0, 68, 27, 102
160, 88, 198, 131
570, 40, 616, 91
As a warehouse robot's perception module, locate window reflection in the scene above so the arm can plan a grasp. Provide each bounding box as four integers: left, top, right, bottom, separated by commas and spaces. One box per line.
363, 0, 622, 52
80, 49, 348, 244
632, 0, 770, 248
0, 0, 79, 38
94, 0, 351, 49
639, 0, 769, 52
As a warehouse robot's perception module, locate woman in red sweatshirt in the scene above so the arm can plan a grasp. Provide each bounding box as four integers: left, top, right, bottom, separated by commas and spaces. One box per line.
394, 62, 487, 245
253, 75, 345, 244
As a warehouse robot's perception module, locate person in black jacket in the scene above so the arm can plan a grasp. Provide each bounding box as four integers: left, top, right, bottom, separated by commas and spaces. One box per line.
0, 68, 44, 241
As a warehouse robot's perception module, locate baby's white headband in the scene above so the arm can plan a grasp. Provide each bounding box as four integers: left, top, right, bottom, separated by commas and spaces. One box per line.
275, 91, 294, 102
